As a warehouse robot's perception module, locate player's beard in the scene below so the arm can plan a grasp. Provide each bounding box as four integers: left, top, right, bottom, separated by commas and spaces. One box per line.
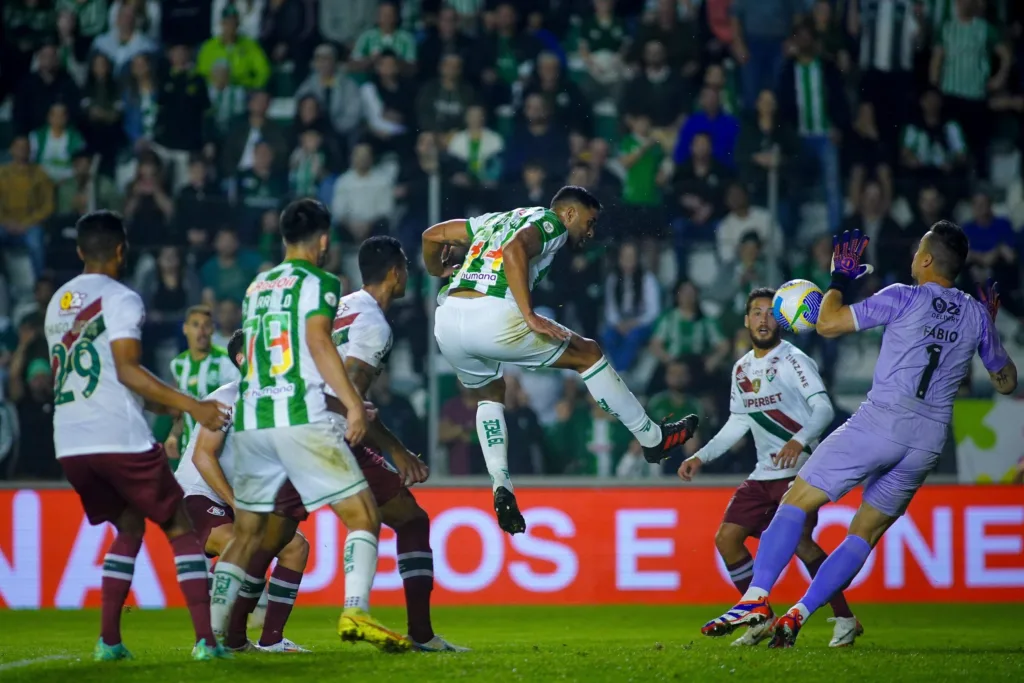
749, 327, 780, 350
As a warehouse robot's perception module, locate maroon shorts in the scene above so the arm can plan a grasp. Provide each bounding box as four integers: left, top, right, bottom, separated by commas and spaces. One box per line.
722, 478, 819, 538
274, 480, 309, 522
354, 443, 405, 507
183, 495, 234, 552
61, 445, 183, 526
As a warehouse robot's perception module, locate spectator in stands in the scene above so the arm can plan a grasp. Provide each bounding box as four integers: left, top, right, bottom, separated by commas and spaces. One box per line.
291, 95, 343, 172
504, 361, 578, 431
847, 102, 893, 210
447, 105, 504, 205
649, 280, 730, 371
3, 1, 57, 99
330, 143, 396, 244
29, 102, 86, 183
196, 4, 270, 89
734, 89, 799, 211
416, 53, 477, 141
841, 180, 900, 277
211, 0, 262, 39
57, 149, 121, 216
174, 156, 227, 243
139, 244, 202, 324
200, 227, 262, 303
220, 90, 288, 178
153, 44, 211, 188
710, 232, 774, 329
360, 50, 416, 155
9, 353, 59, 479
717, 182, 776, 264
571, 0, 631, 101
0, 137, 54, 279
295, 43, 364, 148
671, 132, 732, 252
419, 5, 476, 80
503, 160, 551, 212
57, 0, 108, 43
316, 0, 376, 50
601, 241, 661, 371
9, 275, 54, 333
548, 393, 633, 476
108, 0, 161, 41
91, 2, 157, 76
930, 0, 1011, 179
13, 43, 81, 136
257, 208, 282, 264
212, 297, 242, 348
395, 133, 452, 255
522, 51, 591, 138
122, 52, 159, 149
504, 93, 570, 182
502, 374, 547, 475
730, 0, 803, 111
123, 152, 175, 247
232, 139, 287, 230
160, 0, 213, 48
288, 127, 326, 199
619, 111, 668, 214
350, 1, 418, 75
55, 9, 89, 87
203, 58, 247, 146
963, 189, 1018, 294
369, 366, 426, 462
703, 63, 740, 116
259, 0, 317, 82
810, 0, 849, 72
621, 39, 687, 144
440, 384, 484, 475
475, 2, 541, 107
874, 190, 929, 286
631, 0, 700, 79
907, 184, 945, 239
673, 86, 740, 167
645, 358, 701, 456
80, 53, 123, 173
777, 19, 848, 233
899, 87, 969, 202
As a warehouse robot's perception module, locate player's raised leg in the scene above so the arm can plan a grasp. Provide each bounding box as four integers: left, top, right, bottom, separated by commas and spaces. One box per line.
794, 536, 861, 647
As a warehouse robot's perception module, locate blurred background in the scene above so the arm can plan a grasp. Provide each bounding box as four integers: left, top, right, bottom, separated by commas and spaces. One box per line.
1, 0, 1023, 486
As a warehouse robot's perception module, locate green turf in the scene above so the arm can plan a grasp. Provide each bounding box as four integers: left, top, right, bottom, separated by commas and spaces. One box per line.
1, 605, 1022, 682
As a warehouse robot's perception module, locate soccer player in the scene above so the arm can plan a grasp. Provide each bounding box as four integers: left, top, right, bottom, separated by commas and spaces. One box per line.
166, 306, 241, 467
325, 235, 466, 651
423, 187, 698, 533
678, 288, 860, 647
175, 330, 310, 653
44, 210, 231, 661
208, 198, 408, 652
702, 225, 1017, 648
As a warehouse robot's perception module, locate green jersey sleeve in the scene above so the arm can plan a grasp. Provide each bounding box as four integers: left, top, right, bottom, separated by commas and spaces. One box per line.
535, 209, 568, 256
299, 271, 342, 320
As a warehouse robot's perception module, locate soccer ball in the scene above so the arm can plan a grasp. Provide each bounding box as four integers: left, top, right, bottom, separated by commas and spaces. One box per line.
772, 280, 823, 334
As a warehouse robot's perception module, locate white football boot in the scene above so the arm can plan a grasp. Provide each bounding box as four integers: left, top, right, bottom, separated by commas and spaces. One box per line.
827, 617, 864, 647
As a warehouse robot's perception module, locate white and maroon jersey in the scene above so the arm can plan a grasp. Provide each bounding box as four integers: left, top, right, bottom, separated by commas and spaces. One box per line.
175, 381, 239, 506
728, 341, 828, 480
44, 274, 155, 458
325, 289, 393, 425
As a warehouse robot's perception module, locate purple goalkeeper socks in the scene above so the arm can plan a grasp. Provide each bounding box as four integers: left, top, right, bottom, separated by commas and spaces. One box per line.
749, 504, 806, 594
798, 535, 871, 615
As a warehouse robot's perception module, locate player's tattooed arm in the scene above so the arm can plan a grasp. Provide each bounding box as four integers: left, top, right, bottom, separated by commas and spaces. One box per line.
815, 289, 857, 338
422, 219, 472, 276
192, 426, 235, 508
989, 360, 1018, 396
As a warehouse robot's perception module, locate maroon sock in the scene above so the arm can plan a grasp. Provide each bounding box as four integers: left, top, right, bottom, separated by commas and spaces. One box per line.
725, 553, 755, 596
171, 532, 216, 644
259, 565, 303, 647
396, 514, 434, 643
101, 533, 144, 645
225, 550, 274, 648
803, 555, 855, 618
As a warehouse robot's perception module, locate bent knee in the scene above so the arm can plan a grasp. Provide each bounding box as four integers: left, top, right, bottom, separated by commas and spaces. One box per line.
280, 531, 310, 569
714, 524, 747, 555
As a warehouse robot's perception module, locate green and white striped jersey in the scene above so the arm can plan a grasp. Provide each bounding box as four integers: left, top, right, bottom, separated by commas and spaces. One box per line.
170, 346, 240, 450
235, 259, 342, 432
939, 17, 998, 101
793, 59, 831, 137
448, 207, 568, 301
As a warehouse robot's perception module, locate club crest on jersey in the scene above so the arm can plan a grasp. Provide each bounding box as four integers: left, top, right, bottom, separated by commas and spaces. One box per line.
58, 291, 85, 315
766, 367, 777, 383
752, 379, 761, 393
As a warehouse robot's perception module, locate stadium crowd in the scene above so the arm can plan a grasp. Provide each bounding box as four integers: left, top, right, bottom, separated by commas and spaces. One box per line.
1, 0, 1022, 481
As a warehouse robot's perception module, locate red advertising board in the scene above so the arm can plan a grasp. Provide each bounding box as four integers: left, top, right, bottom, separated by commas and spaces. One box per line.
2, 486, 1023, 609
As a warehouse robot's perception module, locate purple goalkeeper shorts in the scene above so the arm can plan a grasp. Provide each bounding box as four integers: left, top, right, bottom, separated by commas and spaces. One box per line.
797, 406, 940, 517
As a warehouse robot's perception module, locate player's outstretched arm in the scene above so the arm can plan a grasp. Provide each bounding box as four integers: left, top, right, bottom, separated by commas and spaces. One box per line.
505, 225, 570, 340
815, 289, 857, 338
422, 219, 472, 276
306, 314, 368, 443
111, 338, 228, 431
679, 414, 750, 481
990, 360, 1017, 395
819, 229, 874, 338
192, 425, 235, 507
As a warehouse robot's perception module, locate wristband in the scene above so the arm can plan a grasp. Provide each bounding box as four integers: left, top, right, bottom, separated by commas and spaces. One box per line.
828, 272, 854, 300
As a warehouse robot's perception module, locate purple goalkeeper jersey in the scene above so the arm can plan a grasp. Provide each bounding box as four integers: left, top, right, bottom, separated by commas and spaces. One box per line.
849, 282, 1008, 452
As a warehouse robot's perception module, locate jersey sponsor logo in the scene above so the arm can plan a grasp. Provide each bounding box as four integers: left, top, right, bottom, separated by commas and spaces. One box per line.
931, 297, 962, 323
58, 291, 85, 315
207, 506, 226, 517
460, 272, 498, 283
246, 276, 298, 296
245, 383, 296, 400
743, 392, 783, 409
786, 355, 809, 389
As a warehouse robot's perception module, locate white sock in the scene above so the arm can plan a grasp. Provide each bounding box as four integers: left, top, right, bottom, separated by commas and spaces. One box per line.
343, 530, 378, 612
792, 602, 811, 622
741, 586, 769, 602
581, 357, 662, 448
210, 562, 245, 636
476, 401, 513, 492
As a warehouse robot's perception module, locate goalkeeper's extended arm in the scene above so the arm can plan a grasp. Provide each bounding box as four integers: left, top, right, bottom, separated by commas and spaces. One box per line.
694, 413, 751, 465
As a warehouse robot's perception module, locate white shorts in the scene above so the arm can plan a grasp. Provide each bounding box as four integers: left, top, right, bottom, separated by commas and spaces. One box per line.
434, 295, 571, 389
231, 418, 367, 514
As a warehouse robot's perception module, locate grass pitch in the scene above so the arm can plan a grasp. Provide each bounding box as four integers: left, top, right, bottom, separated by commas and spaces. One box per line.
1, 605, 1021, 682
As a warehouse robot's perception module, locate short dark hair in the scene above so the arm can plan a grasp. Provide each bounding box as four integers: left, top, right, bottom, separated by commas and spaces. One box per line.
280, 198, 331, 245
746, 287, 776, 314
359, 235, 406, 285
185, 305, 212, 321
227, 329, 245, 370
76, 210, 126, 262
925, 220, 969, 280
550, 185, 602, 213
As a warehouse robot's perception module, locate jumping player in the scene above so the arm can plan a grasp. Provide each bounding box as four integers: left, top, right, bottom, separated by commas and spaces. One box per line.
702, 225, 1016, 647
208, 198, 408, 652
45, 210, 231, 661
166, 305, 240, 467
423, 187, 698, 534
325, 235, 467, 652
175, 330, 310, 653
679, 288, 860, 647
